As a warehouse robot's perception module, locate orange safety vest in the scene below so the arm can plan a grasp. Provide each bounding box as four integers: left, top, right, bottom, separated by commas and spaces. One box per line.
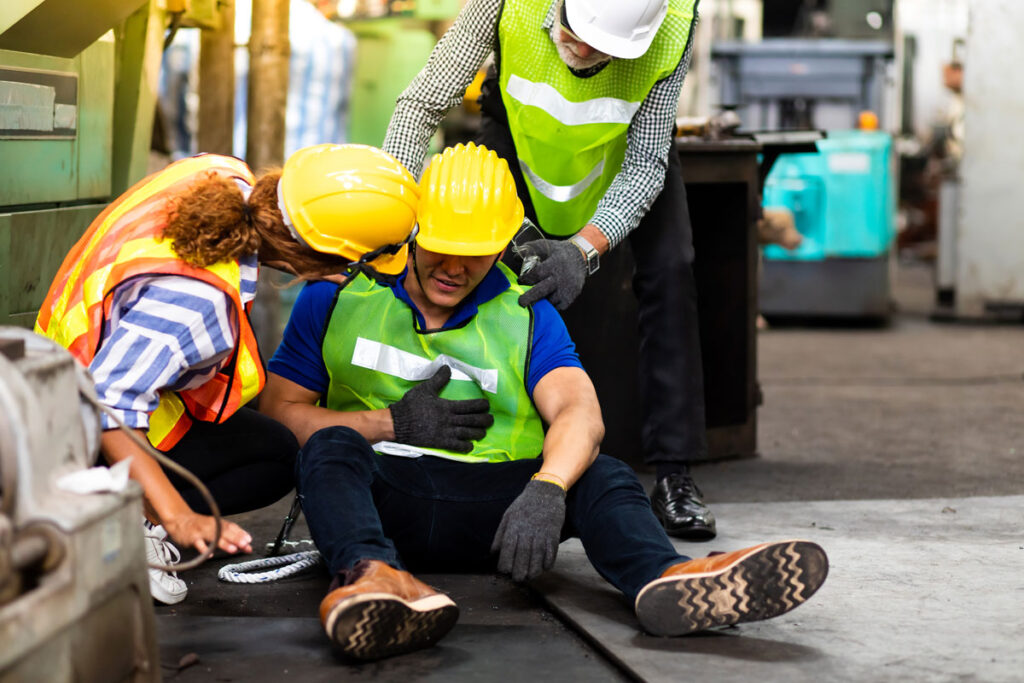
35, 154, 266, 451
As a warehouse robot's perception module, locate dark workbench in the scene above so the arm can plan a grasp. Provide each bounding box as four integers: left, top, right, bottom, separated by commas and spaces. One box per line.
561, 138, 764, 466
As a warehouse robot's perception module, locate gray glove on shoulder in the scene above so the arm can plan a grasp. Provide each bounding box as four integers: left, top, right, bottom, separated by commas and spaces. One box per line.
491, 479, 566, 582
516, 238, 587, 310
389, 365, 494, 453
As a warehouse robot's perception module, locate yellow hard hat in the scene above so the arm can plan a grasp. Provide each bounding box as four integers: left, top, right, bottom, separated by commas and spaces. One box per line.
279, 143, 419, 275
416, 142, 524, 256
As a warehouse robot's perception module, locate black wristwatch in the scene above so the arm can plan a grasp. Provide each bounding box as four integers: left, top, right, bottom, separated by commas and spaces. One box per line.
570, 234, 600, 275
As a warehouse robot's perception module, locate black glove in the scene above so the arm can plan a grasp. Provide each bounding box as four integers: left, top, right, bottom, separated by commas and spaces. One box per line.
491, 479, 566, 581
516, 239, 587, 310
389, 365, 494, 453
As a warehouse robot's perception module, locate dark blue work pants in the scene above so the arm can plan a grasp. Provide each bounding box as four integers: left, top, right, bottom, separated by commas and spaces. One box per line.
297, 426, 688, 601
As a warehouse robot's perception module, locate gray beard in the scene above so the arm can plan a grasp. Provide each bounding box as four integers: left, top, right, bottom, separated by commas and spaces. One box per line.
549, 22, 612, 71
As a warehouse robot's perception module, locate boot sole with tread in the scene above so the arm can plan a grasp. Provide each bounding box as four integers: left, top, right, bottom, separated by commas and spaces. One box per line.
635, 540, 828, 637
325, 592, 459, 661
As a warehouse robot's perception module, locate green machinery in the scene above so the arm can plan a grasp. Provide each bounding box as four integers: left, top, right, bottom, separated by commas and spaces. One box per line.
0, 0, 166, 327
344, 0, 459, 148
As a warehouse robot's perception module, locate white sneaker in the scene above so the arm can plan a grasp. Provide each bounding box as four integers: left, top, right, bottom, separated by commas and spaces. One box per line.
143, 523, 188, 605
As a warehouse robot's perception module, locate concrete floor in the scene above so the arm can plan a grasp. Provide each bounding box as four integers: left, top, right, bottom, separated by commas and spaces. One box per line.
155, 260, 1024, 681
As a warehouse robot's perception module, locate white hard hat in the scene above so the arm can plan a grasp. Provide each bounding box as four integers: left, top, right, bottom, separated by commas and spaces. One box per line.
563, 0, 669, 60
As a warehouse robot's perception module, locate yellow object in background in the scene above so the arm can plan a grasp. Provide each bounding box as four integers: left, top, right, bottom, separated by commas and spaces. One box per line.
858, 110, 879, 131
159, 0, 221, 30
462, 69, 487, 115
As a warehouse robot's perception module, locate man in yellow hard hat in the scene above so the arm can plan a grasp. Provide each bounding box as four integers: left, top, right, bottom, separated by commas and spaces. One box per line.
261, 143, 828, 661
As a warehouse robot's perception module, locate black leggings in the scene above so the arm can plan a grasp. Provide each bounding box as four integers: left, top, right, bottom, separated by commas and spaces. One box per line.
161, 407, 299, 515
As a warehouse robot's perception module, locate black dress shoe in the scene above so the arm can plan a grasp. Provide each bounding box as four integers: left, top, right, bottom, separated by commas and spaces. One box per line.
650, 473, 717, 540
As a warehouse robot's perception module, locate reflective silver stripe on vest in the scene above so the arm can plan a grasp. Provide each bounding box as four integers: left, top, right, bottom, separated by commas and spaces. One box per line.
520, 157, 605, 203
369, 440, 493, 462
351, 337, 498, 394
505, 74, 641, 126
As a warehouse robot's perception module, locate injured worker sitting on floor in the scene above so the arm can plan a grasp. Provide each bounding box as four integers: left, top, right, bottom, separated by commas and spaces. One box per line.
259, 142, 829, 661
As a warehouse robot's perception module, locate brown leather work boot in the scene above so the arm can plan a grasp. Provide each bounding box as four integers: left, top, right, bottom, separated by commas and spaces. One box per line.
319, 559, 459, 660
634, 540, 828, 637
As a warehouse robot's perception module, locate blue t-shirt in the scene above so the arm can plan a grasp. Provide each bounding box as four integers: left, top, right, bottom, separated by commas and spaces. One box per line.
269, 267, 581, 398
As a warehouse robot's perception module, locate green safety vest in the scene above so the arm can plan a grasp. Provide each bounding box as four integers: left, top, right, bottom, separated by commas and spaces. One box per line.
321, 264, 546, 463
497, 0, 696, 235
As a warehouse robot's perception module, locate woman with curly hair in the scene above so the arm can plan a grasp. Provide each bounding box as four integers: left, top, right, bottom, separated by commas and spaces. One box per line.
36, 144, 419, 604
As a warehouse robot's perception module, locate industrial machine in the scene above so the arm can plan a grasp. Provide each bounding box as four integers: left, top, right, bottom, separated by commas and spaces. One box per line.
712, 39, 897, 319
0, 0, 164, 328
760, 129, 895, 318
0, 327, 159, 681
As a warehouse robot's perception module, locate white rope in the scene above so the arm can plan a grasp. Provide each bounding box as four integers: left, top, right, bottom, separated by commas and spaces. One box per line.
217, 550, 323, 584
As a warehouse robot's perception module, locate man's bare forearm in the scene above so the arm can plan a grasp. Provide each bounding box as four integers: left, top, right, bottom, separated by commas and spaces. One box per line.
531, 367, 605, 490
537, 403, 603, 489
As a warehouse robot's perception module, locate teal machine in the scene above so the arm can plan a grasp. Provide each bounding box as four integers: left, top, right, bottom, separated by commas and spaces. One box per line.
761, 130, 895, 318
713, 39, 896, 319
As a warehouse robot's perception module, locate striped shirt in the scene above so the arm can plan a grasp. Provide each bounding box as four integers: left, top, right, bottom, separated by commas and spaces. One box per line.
91, 253, 259, 430
382, 0, 695, 249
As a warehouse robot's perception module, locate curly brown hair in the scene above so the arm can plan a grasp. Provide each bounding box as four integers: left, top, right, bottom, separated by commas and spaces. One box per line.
162, 170, 354, 280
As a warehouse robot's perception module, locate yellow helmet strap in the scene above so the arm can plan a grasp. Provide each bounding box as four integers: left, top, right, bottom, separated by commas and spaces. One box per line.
351, 224, 417, 267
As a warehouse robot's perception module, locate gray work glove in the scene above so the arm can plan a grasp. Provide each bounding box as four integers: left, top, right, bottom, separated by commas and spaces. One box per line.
389, 365, 494, 453
491, 479, 566, 581
516, 239, 587, 310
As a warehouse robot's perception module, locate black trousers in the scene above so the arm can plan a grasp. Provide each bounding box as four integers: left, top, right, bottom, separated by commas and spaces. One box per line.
161, 406, 299, 515
477, 94, 708, 465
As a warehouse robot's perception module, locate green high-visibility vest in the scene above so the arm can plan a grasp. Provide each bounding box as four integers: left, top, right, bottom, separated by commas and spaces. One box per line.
497, 0, 696, 235
321, 265, 546, 463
